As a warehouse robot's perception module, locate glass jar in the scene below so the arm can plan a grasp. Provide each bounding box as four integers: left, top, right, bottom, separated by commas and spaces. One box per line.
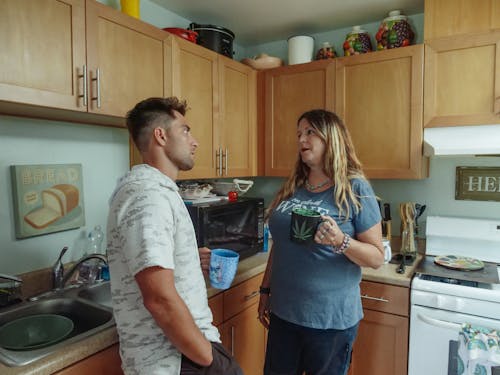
375, 10, 415, 50
315, 42, 336, 60
343, 26, 372, 56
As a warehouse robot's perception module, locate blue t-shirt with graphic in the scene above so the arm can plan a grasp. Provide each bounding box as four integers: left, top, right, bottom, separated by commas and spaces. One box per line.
268, 178, 381, 330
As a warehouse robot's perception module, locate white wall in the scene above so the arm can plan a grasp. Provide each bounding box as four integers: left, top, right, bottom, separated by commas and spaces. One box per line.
0, 116, 129, 275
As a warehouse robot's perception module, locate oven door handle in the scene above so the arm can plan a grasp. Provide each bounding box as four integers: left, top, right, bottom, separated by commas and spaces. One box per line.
417, 313, 462, 330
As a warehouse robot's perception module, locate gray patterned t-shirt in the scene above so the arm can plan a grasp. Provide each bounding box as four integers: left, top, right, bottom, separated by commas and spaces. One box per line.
107, 164, 220, 375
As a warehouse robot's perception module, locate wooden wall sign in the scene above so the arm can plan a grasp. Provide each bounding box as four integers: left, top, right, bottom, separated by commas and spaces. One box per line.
455, 167, 500, 202
10, 164, 85, 239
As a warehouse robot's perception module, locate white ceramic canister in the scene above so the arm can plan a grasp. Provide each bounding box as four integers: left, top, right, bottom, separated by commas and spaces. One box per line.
288, 35, 314, 65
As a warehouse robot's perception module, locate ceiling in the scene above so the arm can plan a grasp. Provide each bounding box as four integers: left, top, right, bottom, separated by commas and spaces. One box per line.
151, 0, 424, 46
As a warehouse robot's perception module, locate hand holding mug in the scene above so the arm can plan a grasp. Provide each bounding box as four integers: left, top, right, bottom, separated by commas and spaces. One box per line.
198, 247, 211, 276
314, 215, 343, 248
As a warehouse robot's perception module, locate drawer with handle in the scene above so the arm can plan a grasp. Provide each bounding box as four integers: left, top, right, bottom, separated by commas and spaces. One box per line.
223, 273, 263, 320
360, 280, 409, 317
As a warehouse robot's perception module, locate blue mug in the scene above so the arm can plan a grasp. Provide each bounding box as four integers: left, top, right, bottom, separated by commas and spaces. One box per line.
209, 249, 239, 290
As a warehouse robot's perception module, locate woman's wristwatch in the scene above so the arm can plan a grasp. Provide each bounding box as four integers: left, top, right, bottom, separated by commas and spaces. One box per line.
259, 286, 271, 295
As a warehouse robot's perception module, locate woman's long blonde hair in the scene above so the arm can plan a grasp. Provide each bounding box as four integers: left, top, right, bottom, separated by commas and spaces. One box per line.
266, 110, 367, 220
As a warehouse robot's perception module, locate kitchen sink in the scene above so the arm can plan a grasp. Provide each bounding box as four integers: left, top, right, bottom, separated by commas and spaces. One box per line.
77, 281, 112, 308
0, 282, 114, 367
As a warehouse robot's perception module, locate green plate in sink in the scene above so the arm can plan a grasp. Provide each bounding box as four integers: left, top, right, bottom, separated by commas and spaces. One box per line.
0, 314, 74, 350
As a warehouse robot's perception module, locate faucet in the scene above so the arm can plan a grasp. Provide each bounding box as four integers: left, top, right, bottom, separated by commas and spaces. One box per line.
52, 246, 69, 289
60, 253, 108, 287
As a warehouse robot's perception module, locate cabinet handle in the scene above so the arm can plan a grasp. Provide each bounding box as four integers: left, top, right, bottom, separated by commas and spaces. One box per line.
91, 68, 101, 108
230, 326, 235, 356
218, 147, 223, 176
361, 294, 389, 303
224, 148, 228, 176
244, 290, 259, 301
215, 149, 220, 175
77, 65, 88, 106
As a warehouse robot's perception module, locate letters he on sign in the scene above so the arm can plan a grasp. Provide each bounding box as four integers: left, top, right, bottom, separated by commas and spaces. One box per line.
455, 167, 500, 202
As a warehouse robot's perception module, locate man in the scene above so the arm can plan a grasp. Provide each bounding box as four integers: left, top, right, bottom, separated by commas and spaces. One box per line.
106, 97, 242, 375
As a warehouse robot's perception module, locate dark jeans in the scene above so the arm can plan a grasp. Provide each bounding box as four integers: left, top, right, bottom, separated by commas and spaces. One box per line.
180, 341, 243, 375
264, 314, 359, 375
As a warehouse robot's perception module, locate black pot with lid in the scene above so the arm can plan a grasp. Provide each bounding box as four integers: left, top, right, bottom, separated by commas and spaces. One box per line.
188, 23, 235, 58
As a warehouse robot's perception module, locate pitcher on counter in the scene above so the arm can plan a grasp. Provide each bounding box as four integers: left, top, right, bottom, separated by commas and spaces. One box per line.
258, 109, 384, 375
106, 97, 243, 375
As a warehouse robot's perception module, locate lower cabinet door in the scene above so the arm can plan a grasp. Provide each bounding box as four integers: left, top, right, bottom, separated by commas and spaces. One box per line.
54, 343, 123, 374
220, 303, 267, 375
350, 309, 409, 375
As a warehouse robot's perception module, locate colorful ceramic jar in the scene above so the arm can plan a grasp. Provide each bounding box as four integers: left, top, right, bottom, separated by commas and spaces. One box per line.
343, 26, 372, 56
375, 10, 414, 50
315, 42, 337, 60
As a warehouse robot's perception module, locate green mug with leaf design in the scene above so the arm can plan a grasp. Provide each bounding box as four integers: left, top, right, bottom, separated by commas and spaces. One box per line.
290, 207, 322, 244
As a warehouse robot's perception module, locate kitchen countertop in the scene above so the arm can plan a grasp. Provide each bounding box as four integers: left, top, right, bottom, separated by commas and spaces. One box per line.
362, 253, 423, 287
1, 249, 420, 374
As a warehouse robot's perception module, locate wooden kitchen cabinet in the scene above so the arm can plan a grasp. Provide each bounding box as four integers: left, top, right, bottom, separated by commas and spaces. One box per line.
0, 0, 86, 111
217, 56, 258, 177
349, 281, 409, 375
0, 0, 165, 124
169, 36, 218, 178
207, 273, 266, 375
336, 45, 427, 179
54, 343, 123, 374
167, 36, 257, 179
85, 0, 165, 118
424, 31, 500, 128
264, 60, 335, 176
221, 303, 266, 375
424, 0, 500, 41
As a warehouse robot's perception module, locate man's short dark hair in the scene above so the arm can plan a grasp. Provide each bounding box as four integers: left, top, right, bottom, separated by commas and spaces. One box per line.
126, 97, 188, 152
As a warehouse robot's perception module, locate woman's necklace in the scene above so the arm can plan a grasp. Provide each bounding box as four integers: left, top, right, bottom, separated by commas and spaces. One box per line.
305, 178, 331, 191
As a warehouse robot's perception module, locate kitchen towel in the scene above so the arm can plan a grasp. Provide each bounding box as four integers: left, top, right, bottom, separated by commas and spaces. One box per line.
458, 323, 500, 375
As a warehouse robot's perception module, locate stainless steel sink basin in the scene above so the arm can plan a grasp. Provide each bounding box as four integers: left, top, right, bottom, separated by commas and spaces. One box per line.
77, 281, 112, 308
0, 282, 114, 367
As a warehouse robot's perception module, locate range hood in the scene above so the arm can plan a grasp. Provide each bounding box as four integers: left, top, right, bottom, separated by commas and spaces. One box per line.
423, 124, 500, 156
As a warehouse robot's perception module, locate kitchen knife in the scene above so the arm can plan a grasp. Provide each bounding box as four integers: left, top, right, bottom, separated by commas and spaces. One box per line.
383, 203, 392, 240
383, 203, 391, 221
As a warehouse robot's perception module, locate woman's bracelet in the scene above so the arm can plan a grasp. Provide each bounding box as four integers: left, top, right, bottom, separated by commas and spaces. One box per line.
333, 232, 351, 254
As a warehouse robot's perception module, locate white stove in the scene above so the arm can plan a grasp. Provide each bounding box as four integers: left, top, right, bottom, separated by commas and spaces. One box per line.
408, 216, 500, 375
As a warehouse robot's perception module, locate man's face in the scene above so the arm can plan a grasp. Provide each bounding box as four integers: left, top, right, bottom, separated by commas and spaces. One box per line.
163, 111, 199, 171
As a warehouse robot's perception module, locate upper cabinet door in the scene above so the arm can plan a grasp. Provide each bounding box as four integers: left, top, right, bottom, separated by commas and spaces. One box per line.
172, 37, 219, 180
85, 0, 165, 117
264, 61, 335, 176
0, 0, 86, 111
424, 0, 500, 40
424, 32, 500, 128
336, 45, 427, 179
218, 57, 257, 177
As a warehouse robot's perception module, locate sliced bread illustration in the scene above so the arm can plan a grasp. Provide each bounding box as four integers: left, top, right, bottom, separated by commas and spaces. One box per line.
24, 184, 79, 229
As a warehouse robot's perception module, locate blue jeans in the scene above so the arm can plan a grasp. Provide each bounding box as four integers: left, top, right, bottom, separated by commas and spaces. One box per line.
264, 314, 359, 375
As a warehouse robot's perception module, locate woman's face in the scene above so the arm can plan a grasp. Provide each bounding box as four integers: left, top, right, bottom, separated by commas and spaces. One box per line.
297, 118, 326, 168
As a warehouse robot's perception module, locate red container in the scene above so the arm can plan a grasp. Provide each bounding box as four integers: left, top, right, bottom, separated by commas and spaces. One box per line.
163, 28, 197, 43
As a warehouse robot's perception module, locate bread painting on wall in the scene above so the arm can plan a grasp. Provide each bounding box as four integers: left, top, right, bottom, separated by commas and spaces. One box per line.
10, 164, 85, 239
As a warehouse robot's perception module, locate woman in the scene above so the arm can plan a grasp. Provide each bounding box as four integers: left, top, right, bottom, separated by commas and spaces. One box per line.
258, 109, 384, 375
